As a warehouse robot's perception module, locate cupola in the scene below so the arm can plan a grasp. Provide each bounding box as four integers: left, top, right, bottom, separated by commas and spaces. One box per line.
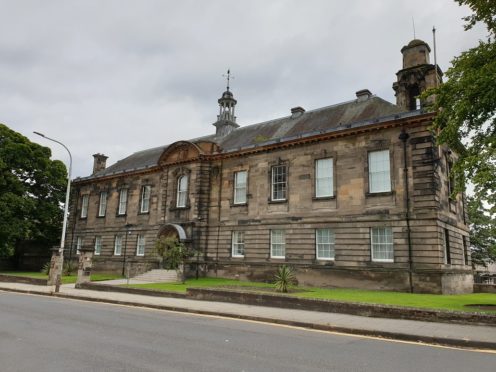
213, 69, 240, 137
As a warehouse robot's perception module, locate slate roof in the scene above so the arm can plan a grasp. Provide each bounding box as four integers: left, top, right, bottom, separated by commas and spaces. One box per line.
88, 145, 168, 179
77, 95, 409, 182
218, 96, 404, 152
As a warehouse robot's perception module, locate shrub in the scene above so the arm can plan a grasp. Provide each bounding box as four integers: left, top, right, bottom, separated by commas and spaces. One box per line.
63, 260, 76, 276
41, 262, 50, 275
155, 236, 195, 282
274, 265, 297, 293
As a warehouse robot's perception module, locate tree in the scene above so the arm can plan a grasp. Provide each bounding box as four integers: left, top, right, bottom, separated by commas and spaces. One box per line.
468, 196, 496, 268
154, 236, 194, 282
423, 1, 496, 210
0, 124, 67, 257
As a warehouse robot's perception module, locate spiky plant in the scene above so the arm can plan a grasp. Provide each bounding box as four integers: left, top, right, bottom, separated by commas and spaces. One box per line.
274, 265, 296, 293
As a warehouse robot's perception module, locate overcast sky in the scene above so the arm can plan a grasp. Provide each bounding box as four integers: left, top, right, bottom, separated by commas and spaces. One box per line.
0, 0, 488, 178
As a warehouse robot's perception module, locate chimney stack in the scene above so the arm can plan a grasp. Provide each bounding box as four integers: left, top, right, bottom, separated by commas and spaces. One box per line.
356, 89, 372, 102
92, 153, 108, 175
290, 106, 305, 118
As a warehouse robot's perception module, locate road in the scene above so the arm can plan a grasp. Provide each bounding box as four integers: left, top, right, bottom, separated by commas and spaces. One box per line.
0, 291, 494, 372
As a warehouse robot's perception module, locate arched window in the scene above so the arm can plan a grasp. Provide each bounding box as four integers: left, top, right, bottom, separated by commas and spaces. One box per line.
176, 175, 188, 207
408, 85, 420, 110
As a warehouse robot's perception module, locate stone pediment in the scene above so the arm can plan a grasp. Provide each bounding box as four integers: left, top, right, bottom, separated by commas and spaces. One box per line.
158, 140, 219, 165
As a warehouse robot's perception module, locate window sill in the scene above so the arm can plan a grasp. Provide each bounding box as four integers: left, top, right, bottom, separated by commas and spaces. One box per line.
231, 255, 245, 259
268, 199, 287, 204
231, 202, 248, 208
138, 211, 150, 215
312, 196, 335, 201
79, 217, 88, 220
116, 213, 127, 217
366, 191, 394, 197
96, 215, 106, 218
371, 259, 394, 263
169, 206, 190, 211
270, 256, 286, 260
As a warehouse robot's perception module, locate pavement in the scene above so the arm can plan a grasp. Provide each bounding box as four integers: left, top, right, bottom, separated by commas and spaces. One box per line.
1, 280, 495, 351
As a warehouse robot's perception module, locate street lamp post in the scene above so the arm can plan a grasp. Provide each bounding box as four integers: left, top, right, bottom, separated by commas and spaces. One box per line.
122, 224, 133, 277
34, 131, 72, 293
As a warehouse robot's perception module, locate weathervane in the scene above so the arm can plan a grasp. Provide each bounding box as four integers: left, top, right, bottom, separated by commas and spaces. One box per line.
222, 69, 234, 91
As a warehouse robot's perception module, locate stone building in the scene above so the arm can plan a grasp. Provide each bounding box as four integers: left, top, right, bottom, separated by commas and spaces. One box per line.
68, 39, 472, 294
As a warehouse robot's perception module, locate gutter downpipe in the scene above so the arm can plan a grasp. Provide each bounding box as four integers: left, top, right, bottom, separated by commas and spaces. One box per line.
215, 160, 223, 276
399, 128, 414, 293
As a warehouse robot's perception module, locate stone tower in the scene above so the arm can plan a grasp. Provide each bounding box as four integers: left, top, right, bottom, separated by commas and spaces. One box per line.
213, 70, 239, 137
393, 39, 443, 111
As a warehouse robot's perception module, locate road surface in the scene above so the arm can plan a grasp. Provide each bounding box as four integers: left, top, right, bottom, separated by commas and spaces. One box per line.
0, 291, 494, 371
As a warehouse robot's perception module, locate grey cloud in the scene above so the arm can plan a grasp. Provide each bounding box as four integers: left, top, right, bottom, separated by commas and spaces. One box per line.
0, 0, 488, 177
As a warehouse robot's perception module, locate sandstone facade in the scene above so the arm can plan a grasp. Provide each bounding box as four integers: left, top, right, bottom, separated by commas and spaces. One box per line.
67, 40, 472, 293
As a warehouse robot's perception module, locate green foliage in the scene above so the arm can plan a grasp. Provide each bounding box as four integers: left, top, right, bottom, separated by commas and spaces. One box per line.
274, 265, 297, 293
0, 124, 67, 256
63, 260, 77, 276
422, 3, 496, 211
41, 262, 51, 275
468, 197, 496, 267
455, 0, 496, 35
154, 236, 193, 270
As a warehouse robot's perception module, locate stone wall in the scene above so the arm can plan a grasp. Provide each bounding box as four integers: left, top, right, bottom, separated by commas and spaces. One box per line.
474, 284, 496, 294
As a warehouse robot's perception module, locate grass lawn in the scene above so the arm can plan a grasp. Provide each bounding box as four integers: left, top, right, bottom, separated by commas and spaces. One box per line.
293, 287, 496, 313
127, 277, 496, 314
1, 271, 123, 284
126, 277, 274, 293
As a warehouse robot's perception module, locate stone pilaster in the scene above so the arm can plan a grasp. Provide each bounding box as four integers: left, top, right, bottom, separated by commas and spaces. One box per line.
76, 246, 94, 288
47, 247, 62, 287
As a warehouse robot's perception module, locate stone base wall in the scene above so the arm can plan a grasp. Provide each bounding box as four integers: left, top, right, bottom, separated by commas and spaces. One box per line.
91, 257, 159, 277
409, 270, 474, 294
205, 262, 474, 294
474, 284, 496, 293
441, 272, 474, 294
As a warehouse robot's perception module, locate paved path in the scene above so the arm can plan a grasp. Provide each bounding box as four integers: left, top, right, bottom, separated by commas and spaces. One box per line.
0, 281, 495, 351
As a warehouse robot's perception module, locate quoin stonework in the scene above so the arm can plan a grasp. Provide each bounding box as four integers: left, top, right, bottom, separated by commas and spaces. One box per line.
68, 39, 472, 294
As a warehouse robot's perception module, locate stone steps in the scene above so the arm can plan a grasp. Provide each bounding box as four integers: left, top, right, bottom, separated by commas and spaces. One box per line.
132, 269, 178, 283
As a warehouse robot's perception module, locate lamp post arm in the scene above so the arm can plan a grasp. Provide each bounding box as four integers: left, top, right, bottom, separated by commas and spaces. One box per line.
33, 131, 72, 277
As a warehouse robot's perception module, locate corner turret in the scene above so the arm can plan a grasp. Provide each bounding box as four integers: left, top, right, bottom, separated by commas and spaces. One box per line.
393, 39, 443, 111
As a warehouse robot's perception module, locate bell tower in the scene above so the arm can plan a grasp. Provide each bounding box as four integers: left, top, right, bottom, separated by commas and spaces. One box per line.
213, 69, 239, 137
393, 39, 443, 111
